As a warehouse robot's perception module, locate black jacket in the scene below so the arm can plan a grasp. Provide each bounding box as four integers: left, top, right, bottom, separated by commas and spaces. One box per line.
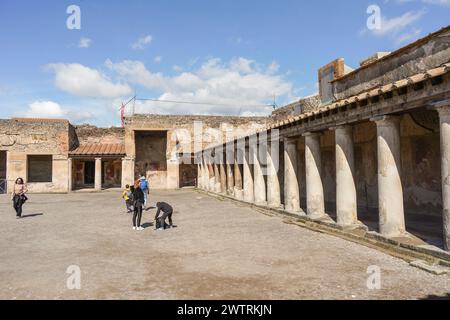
133, 187, 145, 206
155, 202, 173, 220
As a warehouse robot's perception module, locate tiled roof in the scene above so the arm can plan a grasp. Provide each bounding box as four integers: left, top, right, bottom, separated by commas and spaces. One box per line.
266, 62, 450, 130
69, 143, 125, 156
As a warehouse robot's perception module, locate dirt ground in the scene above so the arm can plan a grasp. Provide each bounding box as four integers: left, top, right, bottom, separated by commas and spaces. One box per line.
0, 189, 449, 300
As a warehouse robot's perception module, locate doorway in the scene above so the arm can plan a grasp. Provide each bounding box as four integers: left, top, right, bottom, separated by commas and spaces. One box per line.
84, 161, 95, 185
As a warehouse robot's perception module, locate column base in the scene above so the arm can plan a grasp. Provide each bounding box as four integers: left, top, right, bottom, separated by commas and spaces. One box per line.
234, 189, 243, 201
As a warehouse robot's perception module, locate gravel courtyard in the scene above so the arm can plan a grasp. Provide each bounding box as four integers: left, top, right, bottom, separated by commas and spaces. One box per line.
0, 189, 449, 300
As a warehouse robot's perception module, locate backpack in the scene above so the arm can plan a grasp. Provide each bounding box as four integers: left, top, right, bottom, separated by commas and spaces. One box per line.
140, 180, 149, 190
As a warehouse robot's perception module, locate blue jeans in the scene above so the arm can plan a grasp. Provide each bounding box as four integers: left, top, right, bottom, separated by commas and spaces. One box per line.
143, 191, 148, 207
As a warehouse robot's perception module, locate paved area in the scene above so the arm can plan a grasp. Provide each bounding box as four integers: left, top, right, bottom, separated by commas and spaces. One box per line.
0, 189, 449, 300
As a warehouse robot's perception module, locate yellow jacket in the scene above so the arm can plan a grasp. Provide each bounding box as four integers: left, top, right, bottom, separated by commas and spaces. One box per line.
122, 189, 130, 201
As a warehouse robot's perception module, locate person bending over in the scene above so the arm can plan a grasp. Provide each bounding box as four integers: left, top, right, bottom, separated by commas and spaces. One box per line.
155, 202, 174, 230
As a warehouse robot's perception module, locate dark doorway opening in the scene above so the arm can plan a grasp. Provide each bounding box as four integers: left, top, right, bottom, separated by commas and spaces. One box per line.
84, 161, 95, 185
180, 164, 197, 188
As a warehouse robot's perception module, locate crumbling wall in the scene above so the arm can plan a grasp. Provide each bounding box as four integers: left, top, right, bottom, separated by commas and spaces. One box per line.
272, 95, 321, 121
333, 27, 450, 100
125, 115, 269, 189
74, 125, 124, 145
0, 119, 70, 193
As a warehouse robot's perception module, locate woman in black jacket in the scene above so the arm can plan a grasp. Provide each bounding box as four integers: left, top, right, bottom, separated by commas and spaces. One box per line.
132, 186, 145, 231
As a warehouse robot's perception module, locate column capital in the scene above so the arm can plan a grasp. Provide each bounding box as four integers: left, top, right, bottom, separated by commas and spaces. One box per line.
95, 157, 102, 161
329, 123, 353, 132
370, 114, 401, 125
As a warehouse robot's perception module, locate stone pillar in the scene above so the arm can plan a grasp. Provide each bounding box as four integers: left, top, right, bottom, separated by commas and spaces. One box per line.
304, 132, 325, 218
208, 161, 214, 191
68, 157, 73, 192
234, 148, 243, 200
373, 115, 405, 237
335, 125, 358, 226
226, 164, 234, 196
243, 147, 254, 203
267, 144, 281, 208
284, 138, 301, 213
436, 104, 450, 250
214, 161, 221, 193
121, 157, 135, 188
202, 157, 208, 190
95, 157, 102, 191
197, 162, 202, 188
219, 162, 227, 194
253, 143, 266, 205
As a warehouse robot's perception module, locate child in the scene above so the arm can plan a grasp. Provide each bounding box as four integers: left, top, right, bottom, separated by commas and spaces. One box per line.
122, 184, 133, 213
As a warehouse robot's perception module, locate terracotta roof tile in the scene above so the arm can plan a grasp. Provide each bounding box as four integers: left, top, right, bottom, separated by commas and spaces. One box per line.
70, 143, 125, 156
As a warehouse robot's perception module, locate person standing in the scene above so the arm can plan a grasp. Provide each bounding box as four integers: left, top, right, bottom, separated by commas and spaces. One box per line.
139, 175, 150, 209
155, 202, 174, 230
12, 178, 28, 219
132, 185, 145, 231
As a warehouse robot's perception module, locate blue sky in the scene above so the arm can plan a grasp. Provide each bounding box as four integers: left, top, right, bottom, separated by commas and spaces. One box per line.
0, 0, 449, 127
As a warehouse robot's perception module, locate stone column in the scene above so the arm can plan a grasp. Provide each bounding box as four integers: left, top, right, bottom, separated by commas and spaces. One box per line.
68, 157, 73, 192
335, 125, 358, 226
284, 138, 301, 213
121, 157, 135, 189
226, 164, 234, 196
267, 143, 281, 208
202, 157, 208, 190
234, 148, 243, 200
219, 161, 227, 194
208, 161, 215, 191
436, 104, 450, 250
95, 157, 102, 191
304, 132, 325, 218
253, 142, 267, 205
373, 115, 405, 237
197, 162, 202, 188
243, 146, 254, 203
214, 161, 221, 193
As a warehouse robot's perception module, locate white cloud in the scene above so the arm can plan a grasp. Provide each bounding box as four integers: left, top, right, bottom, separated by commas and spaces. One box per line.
106, 57, 295, 116
132, 35, 153, 50
15, 100, 96, 123
46, 63, 132, 98
21, 101, 66, 118
78, 37, 92, 48
154, 56, 162, 63
372, 10, 425, 37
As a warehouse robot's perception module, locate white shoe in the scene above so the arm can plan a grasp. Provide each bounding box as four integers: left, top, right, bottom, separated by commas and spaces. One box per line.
133, 226, 136, 230
138, 227, 144, 231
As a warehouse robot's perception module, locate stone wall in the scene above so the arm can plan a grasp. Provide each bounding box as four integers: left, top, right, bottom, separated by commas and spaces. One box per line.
271, 95, 321, 121
0, 119, 70, 193
333, 26, 450, 101
73, 125, 124, 146
124, 114, 269, 189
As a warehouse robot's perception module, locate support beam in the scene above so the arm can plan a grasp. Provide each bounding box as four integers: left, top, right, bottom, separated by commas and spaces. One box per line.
435, 104, 450, 250
284, 138, 301, 213
243, 146, 254, 203
335, 125, 358, 226
304, 132, 325, 218
267, 143, 281, 208
373, 115, 405, 237
95, 157, 102, 191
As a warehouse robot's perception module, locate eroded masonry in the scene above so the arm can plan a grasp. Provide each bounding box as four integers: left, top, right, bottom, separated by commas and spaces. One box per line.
1, 26, 449, 252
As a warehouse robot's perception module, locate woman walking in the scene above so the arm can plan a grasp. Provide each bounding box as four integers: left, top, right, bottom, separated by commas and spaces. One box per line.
12, 178, 28, 219
132, 185, 145, 231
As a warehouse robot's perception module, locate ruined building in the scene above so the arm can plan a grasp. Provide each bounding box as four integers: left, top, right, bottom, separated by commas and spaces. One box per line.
195, 26, 450, 252
1, 26, 449, 253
